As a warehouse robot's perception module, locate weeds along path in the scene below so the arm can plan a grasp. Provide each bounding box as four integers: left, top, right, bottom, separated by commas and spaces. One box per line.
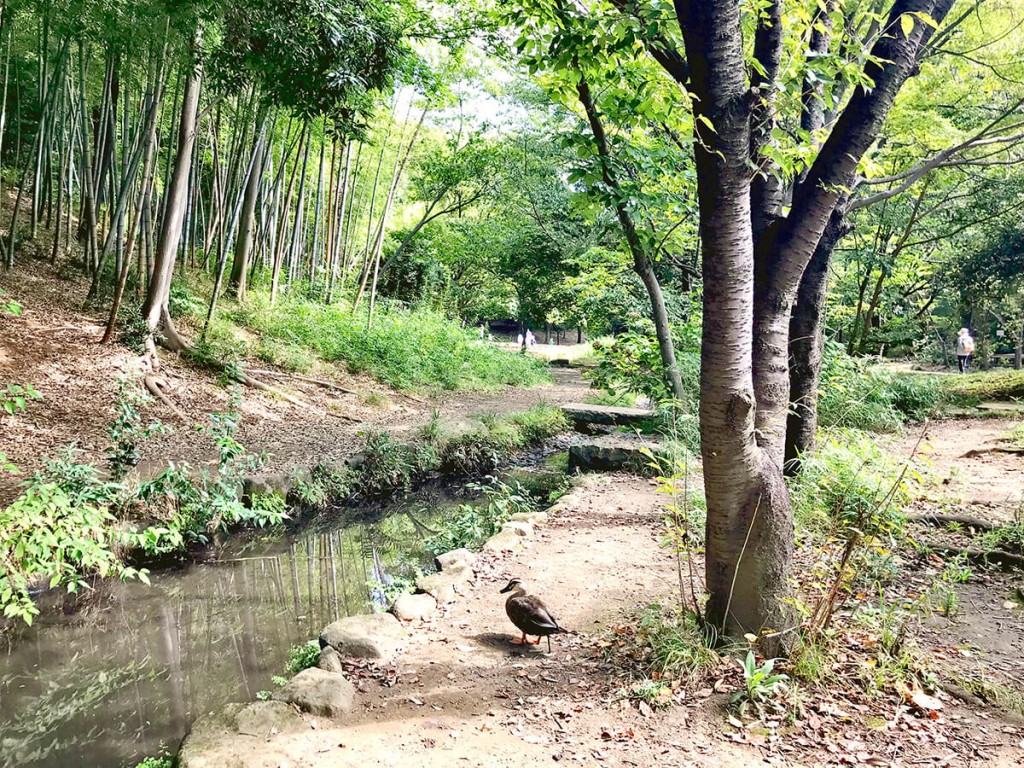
0, 265, 590, 506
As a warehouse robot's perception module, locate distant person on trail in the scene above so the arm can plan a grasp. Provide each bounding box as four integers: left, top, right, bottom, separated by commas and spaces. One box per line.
956, 328, 975, 374
517, 332, 524, 350
526, 329, 536, 348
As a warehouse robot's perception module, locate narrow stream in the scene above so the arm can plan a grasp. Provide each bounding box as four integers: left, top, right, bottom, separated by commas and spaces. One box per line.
0, 465, 559, 768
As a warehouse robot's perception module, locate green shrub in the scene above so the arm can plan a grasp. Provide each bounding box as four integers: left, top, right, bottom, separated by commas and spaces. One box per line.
134, 754, 173, 768
817, 343, 945, 431
0, 454, 150, 625
425, 479, 538, 553
788, 428, 910, 538
236, 294, 550, 392
945, 369, 1024, 402
356, 431, 438, 498
284, 640, 322, 676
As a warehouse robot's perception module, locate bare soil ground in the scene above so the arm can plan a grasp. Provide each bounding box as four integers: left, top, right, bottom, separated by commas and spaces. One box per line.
895, 419, 1024, 523
0, 260, 588, 505
183, 473, 1024, 768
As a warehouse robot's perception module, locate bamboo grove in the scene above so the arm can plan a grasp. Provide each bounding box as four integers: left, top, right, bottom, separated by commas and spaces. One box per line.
0, 0, 471, 347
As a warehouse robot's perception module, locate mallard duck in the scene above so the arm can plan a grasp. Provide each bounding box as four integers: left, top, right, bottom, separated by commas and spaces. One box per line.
499, 577, 566, 652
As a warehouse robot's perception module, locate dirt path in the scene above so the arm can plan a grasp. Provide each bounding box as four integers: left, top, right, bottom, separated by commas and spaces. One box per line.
181, 474, 1024, 768
0, 265, 589, 505
895, 418, 1024, 524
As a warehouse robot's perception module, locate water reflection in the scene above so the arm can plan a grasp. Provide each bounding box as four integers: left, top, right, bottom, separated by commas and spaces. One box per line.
0, 493, 457, 768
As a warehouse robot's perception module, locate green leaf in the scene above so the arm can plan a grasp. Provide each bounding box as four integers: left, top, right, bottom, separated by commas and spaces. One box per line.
899, 14, 914, 38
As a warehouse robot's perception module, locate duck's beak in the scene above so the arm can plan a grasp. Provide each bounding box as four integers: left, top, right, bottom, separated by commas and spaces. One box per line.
499, 584, 513, 594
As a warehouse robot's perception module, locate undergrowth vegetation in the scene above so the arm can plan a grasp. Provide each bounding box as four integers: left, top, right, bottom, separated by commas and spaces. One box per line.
171, 281, 552, 392
816, 343, 946, 432
294, 405, 570, 508
424, 479, 539, 554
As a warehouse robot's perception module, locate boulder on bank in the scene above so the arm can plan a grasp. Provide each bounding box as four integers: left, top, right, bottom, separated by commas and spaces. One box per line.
319, 613, 405, 660
272, 667, 355, 718
435, 548, 476, 572
392, 591, 437, 621
416, 565, 472, 604
317, 645, 345, 673
501, 520, 533, 537
178, 701, 304, 767
483, 529, 527, 552
568, 435, 663, 473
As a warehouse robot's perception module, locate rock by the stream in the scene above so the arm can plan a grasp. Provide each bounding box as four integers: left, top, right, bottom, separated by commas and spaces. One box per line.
178, 702, 305, 768
241, 469, 308, 503
319, 613, 405, 660
501, 520, 533, 537
561, 402, 656, 428
391, 592, 437, 621
510, 510, 548, 526
483, 528, 527, 552
569, 435, 663, 473
271, 667, 355, 718
317, 645, 345, 673
435, 548, 476, 572
416, 565, 472, 604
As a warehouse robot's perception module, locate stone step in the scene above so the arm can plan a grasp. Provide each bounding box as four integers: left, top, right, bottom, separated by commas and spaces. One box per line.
568, 435, 664, 473
560, 402, 656, 427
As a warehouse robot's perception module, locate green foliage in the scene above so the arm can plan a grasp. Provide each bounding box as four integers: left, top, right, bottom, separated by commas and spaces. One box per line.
611, 605, 719, 690
2, 383, 42, 416
106, 379, 169, 480
1, 286, 22, 315
367, 571, 416, 609
0, 465, 150, 625
118, 299, 152, 353
817, 344, 945, 431
236, 294, 550, 392
424, 479, 538, 554
945, 370, 1024, 403
292, 462, 354, 510
438, 406, 569, 475
133, 753, 174, 768
357, 430, 438, 498
789, 429, 910, 539
731, 652, 790, 718
284, 640, 322, 676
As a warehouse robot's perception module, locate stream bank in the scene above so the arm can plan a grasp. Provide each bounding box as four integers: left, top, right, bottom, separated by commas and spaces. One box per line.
0, 450, 568, 768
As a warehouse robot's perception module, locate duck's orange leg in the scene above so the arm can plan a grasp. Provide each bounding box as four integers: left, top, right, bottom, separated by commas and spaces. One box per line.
530, 636, 542, 645
512, 632, 527, 645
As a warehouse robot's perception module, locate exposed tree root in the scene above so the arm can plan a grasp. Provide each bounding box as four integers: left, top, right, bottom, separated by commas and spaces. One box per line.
922, 545, 1024, 571
906, 512, 995, 531
143, 374, 187, 421
245, 369, 358, 395
961, 446, 1024, 458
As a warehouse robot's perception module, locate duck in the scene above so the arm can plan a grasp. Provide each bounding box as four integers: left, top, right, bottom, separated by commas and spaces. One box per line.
499, 577, 567, 652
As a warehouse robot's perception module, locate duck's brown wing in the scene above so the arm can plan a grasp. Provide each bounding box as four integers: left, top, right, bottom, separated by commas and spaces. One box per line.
506, 594, 562, 636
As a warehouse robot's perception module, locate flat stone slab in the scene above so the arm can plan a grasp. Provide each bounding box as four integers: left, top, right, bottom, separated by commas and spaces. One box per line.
569, 435, 663, 474
561, 402, 656, 427
272, 667, 355, 718
320, 613, 405, 660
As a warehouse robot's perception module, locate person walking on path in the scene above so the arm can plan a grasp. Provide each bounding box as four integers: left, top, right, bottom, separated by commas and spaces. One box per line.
956, 328, 975, 374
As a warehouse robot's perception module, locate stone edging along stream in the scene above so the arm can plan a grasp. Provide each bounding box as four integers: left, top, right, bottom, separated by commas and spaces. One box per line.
174, 477, 592, 767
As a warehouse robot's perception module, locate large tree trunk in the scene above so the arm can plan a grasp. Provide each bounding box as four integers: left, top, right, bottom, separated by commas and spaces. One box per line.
142, 28, 202, 351
784, 207, 848, 472
678, 0, 794, 647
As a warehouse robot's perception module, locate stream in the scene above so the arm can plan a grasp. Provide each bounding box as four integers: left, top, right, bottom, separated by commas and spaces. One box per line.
0, 462, 562, 768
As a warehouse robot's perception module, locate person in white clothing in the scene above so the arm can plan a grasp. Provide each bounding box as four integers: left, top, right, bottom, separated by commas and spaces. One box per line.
955, 328, 975, 374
